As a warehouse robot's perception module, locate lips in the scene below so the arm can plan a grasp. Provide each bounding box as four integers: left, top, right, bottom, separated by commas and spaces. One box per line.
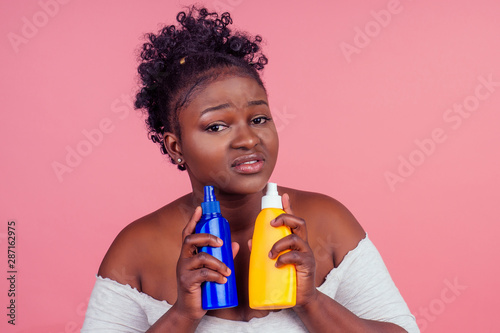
231, 153, 265, 174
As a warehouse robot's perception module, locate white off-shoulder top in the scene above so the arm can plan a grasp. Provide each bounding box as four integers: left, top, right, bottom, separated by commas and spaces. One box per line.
82, 236, 419, 332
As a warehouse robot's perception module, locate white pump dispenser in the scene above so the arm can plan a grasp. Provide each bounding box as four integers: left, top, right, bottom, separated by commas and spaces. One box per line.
261, 182, 283, 209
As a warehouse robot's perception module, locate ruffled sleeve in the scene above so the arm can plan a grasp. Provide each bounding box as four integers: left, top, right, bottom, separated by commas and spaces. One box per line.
319, 236, 420, 333
81, 276, 154, 332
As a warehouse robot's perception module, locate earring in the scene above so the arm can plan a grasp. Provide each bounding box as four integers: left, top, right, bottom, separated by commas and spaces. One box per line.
177, 158, 182, 163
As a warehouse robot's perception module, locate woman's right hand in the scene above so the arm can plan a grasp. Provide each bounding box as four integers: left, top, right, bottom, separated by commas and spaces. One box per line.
174, 206, 238, 320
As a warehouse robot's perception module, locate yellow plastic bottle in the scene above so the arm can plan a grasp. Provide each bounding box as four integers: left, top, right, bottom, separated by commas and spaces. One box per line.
249, 182, 296, 309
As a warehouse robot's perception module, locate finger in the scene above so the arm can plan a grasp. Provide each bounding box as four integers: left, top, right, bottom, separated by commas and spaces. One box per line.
181, 233, 223, 258
232, 241, 240, 260
271, 214, 307, 241
274, 250, 309, 268
183, 251, 232, 277
268, 233, 307, 260
179, 267, 229, 287
181, 206, 202, 241
282, 193, 294, 215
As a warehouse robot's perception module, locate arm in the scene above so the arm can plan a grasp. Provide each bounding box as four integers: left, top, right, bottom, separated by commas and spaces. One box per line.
293, 289, 408, 333
82, 220, 152, 332
89, 207, 234, 333
269, 193, 418, 333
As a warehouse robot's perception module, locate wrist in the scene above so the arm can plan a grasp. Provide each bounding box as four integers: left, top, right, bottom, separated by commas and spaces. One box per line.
293, 290, 321, 315
150, 302, 202, 333
171, 302, 205, 323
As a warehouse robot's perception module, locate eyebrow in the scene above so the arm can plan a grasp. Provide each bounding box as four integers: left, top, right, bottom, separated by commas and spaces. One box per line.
200, 103, 231, 116
200, 100, 269, 116
247, 100, 268, 107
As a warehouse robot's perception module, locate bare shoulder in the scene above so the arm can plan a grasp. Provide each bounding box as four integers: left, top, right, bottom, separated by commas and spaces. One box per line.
97, 212, 161, 290
280, 187, 366, 267
97, 195, 191, 290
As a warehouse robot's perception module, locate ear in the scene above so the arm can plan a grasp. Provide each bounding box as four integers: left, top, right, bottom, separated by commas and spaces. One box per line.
163, 132, 183, 162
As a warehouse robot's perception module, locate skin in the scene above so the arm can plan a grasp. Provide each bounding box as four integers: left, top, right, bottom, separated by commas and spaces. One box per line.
98, 74, 407, 332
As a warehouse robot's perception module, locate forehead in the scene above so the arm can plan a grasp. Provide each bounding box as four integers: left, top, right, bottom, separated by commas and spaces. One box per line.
183, 75, 268, 113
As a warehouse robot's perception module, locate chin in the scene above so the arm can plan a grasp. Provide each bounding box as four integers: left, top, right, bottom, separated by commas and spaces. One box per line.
218, 175, 271, 196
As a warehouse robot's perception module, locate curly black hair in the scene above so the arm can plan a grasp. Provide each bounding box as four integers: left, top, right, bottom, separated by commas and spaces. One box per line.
134, 6, 268, 170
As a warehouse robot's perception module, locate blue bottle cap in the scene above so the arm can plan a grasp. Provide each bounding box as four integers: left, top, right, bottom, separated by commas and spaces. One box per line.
201, 186, 221, 214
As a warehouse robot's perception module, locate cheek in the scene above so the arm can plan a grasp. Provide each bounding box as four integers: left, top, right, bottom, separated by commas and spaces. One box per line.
183, 137, 225, 165
262, 128, 279, 155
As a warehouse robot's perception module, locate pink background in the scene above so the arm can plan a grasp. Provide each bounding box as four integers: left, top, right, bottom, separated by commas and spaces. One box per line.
1, 0, 499, 332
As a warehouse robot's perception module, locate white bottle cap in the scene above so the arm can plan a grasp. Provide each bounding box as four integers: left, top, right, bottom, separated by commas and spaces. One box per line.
261, 182, 283, 209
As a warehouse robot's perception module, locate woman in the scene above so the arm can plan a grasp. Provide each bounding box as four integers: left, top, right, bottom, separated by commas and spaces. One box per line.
82, 7, 419, 332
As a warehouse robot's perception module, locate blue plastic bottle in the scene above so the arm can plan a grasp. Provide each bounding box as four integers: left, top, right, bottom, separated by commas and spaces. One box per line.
195, 186, 238, 310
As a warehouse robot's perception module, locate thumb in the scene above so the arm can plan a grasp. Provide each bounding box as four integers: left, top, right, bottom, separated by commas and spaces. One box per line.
181, 206, 202, 241
282, 193, 294, 215
232, 241, 240, 260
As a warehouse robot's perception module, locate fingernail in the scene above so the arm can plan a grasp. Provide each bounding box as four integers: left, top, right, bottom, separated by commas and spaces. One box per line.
270, 219, 275, 225
268, 251, 273, 258
223, 277, 228, 283
217, 238, 223, 245
226, 268, 231, 276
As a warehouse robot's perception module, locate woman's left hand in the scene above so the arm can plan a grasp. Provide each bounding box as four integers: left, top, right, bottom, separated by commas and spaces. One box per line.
269, 193, 318, 310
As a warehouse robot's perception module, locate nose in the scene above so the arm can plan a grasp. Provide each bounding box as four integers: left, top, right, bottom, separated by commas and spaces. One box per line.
230, 123, 260, 150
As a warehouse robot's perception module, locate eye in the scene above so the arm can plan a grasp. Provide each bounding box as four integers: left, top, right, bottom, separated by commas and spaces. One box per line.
251, 116, 271, 125
206, 123, 228, 132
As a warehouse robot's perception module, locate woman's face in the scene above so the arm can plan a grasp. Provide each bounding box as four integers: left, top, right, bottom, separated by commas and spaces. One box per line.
171, 75, 279, 196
